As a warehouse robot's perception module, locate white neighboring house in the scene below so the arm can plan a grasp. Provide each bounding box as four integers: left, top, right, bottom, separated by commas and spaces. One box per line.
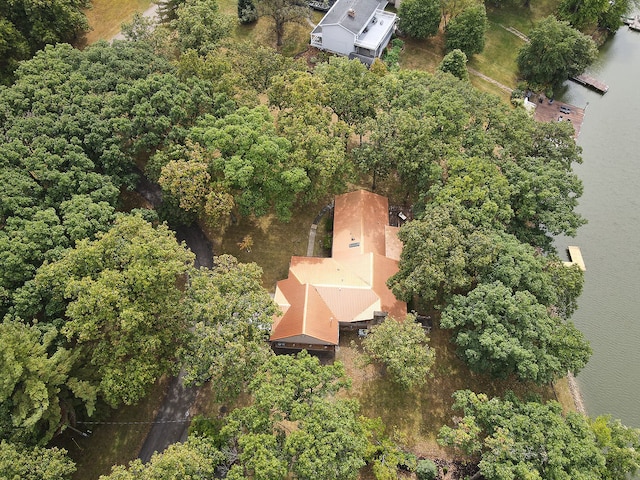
310, 0, 397, 65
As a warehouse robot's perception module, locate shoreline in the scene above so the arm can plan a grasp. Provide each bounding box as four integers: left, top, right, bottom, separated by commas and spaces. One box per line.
567, 372, 587, 415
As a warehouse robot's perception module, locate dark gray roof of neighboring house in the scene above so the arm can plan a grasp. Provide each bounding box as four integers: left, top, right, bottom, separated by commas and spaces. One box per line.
320, 0, 386, 34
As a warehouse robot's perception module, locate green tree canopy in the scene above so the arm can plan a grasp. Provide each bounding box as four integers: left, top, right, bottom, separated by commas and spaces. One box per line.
221, 351, 367, 480
172, 0, 235, 54
439, 391, 607, 479
444, 4, 487, 56
0, 320, 76, 444
360, 315, 435, 389
398, 0, 442, 39
387, 203, 495, 305
179, 255, 278, 401
441, 281, 591, 383
20, 216, 194, 408
0, 40, 219, 315
517, 16, 598, 89
188, 106, 311, 221
0, 0, 90, 82
438, 48, 469, 80
590, 415, 640, 479
0, 441, 75, 480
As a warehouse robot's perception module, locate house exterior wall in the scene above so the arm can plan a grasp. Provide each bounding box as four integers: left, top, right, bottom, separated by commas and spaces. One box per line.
376, 25, 394, 56
320, 25, 356, 56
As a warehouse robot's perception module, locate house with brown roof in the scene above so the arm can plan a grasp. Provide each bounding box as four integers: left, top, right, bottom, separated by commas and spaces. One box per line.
270, 190, 407, 352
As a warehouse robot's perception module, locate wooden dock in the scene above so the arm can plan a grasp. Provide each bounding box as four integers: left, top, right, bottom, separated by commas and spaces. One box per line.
532, 98, 585, 139
623, 15, 640, 31
564, 246, 586, 271
570, 74, 609, 94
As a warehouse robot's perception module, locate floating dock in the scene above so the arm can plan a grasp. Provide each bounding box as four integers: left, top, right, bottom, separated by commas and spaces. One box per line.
564, 246, 586, 271
570, 74, 609, 94
623, 15, 640, 31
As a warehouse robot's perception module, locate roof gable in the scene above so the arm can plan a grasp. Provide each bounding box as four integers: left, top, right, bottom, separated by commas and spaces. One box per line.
320, 0, 388, 34
271, 190, 407, 347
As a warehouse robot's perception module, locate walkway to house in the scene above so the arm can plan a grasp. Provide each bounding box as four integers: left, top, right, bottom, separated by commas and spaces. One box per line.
467, 67, 513, 93
499, 24, 529, 42
306, 203, 334, 256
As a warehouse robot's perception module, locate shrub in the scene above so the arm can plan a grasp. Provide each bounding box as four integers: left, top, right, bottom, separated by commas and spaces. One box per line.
416, 459, 438, 480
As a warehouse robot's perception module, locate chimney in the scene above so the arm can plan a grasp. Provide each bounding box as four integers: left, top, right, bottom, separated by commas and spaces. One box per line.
347, 8, 355, 17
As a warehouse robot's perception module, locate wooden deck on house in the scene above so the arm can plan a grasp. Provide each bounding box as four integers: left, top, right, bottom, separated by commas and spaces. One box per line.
570, 74, 609, 94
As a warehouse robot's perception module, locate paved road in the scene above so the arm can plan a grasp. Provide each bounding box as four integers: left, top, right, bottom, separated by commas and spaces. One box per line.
137, 371, 197, 462
135, 173, 213, 462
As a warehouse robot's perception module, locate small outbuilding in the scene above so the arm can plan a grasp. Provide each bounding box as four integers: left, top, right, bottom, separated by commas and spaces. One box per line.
310, 0, 397, 64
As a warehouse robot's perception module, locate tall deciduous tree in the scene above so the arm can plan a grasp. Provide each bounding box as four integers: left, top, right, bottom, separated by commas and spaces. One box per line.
590, 415, 640, 479
189, 106, 311, 221
179, 255, 278, 401
221, 351, 367, 480
438, 48, 469, 80
441, 281, 591, 383
360, 315, 435, 389
398, 0, 442, 39
172, 0, 235, 54
0, 320, 77, 445
255, 0, 310, 47
387, 203, 495, 305
444, 4, 487, 56
517, 16, 597, 89
314, 57, 381, 134
0, 441, 75, 480
0, 0, 90, 82
439, 391, 607, 479
557, 0, 631, 30
25, 215, 195, 408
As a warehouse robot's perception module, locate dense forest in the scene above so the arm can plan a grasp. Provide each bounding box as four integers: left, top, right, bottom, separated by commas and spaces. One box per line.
1, 0, 640, 478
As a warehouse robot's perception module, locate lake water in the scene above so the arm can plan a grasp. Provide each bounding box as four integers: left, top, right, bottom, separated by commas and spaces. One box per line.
556, 24, 640, 429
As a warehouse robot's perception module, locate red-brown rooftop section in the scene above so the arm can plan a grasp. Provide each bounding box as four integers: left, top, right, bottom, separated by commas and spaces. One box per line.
270, 190, 407, 348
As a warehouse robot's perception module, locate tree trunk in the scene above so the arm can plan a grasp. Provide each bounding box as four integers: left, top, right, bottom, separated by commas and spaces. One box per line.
469, 470, 483, 480
276, 19, 284, 46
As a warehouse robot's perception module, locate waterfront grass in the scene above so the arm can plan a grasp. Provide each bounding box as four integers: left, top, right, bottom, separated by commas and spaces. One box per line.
338, 326, 566, 459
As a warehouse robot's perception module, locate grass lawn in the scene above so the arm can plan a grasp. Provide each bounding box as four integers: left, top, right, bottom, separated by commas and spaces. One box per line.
338, 325, 576, 459
398, 0, 559, 95
203, 196, 334, 291
79, 0, 152, 46
54, 377, 169, 479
